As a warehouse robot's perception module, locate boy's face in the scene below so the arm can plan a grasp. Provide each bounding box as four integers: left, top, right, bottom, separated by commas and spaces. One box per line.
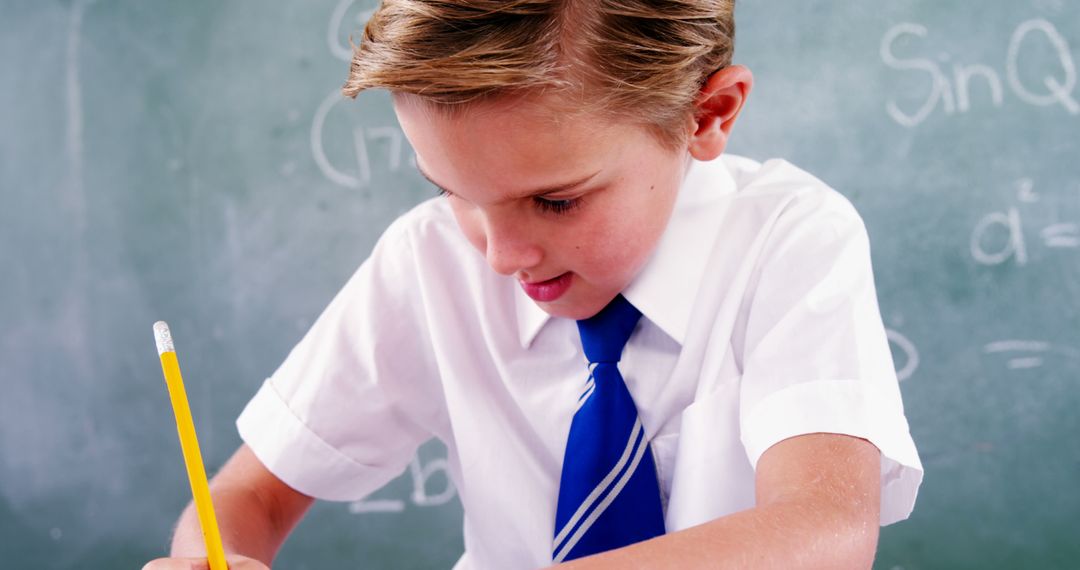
394, 94, 688, 320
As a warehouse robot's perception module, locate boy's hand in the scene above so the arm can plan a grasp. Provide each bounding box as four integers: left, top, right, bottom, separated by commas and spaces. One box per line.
142, 554, 269, 570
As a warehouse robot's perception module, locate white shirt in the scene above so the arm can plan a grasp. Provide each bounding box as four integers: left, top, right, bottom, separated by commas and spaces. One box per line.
237, 155, 923, 570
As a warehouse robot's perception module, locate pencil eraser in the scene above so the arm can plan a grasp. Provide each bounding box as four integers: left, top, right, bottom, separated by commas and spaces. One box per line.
154, 321, 175, 355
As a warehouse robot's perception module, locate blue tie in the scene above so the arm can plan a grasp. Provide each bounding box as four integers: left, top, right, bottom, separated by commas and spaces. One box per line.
552, 295, 666, 563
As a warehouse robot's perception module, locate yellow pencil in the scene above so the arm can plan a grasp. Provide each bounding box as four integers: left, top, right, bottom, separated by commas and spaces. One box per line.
154, 321, 229, 570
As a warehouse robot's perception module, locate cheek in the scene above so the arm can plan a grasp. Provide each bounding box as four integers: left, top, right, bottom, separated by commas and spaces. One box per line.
573, 183, 678, 282
570, 212, 650, 280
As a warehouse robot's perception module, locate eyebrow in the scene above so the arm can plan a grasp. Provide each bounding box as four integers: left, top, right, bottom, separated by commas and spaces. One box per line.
415, 163, 601, 198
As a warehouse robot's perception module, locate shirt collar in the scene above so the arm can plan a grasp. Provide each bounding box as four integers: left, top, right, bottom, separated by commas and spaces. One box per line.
514, 157, 736, 348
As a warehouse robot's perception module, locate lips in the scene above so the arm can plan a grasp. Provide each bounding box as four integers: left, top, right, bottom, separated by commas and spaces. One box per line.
519, 272, 573, 302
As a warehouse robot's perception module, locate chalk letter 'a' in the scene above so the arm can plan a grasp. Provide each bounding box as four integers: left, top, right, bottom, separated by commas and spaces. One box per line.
971, 207, 1028, 266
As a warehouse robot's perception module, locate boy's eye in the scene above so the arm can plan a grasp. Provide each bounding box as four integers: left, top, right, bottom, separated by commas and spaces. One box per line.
533, 196, 581, 215
436, 185, 582, 216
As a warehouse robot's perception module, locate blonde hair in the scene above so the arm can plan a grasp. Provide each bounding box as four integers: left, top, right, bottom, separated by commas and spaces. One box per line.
342, 0, 736, 149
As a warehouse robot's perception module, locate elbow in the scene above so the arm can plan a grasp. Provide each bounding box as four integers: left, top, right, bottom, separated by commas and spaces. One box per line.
791, 491, 880, 569
839, 515, 880, 569
822, 499, 879, 570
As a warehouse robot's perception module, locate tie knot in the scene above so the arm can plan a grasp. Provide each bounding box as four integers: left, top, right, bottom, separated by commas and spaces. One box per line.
576, 295, 642, 364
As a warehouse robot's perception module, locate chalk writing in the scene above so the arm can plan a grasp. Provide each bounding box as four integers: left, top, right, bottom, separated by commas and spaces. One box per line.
365, 126, 406, 173
311, 88, 415, 189
349, 452, 457, 515
971, 206, 1028, 266
408, 453, 456, 507
1040, 223, 1080, 247
887, 328, 919, 382
881, 19, 1078, 127
983, 340, 1051, 369
970, 179, 1078, 266
349, 498, 405, 514
311, 90, 358, 188
327, 0, 376, 62
1017, 178, 1038, 203
982, 340, 1080, 371
315, 1, 418, 190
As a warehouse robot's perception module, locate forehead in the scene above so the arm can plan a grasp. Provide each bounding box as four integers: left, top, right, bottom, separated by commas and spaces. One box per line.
393, 93, 649, 196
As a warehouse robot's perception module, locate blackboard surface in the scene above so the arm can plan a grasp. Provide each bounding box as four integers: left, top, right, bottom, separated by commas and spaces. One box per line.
2, 1, 1077, 569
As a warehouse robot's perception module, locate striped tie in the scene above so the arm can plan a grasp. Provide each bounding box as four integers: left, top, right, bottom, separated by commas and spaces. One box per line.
552, 295, 665, 563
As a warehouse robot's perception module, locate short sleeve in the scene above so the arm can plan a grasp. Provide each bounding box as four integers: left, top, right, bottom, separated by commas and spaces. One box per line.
737, 188, 923, 525
236, 215, 444, 501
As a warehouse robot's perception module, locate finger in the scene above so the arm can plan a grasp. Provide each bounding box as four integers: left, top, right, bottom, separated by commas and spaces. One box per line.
141, 557, 208, 570
224, 555, 271, 569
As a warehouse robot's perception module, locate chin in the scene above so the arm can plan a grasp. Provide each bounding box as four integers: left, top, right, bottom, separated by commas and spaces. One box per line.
536, 302, 585, 320
536, 293, 614, 321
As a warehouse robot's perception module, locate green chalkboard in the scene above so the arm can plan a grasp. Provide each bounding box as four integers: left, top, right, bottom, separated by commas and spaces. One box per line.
2, 1, 1078, 569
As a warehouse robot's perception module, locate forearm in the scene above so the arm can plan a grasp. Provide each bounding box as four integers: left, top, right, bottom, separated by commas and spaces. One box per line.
554, 433, 884, 569
169, 484, 298, 566
153, 445, 312, 569
555, 496, 878, 570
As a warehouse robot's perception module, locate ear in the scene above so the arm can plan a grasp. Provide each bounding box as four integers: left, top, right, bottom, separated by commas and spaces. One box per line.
687, 65, 753, 161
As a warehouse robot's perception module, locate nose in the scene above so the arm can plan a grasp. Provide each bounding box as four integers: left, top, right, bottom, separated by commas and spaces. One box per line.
481, 211, 544, 277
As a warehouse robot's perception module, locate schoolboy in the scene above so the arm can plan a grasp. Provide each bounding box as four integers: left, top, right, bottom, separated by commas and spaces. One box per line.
146, 1, 922, 568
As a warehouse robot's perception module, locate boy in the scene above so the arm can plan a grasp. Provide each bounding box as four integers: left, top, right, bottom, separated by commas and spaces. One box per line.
146, 0, 922, 568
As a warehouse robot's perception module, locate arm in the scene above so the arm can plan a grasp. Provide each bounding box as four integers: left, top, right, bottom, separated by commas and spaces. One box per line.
145, 444, 314, 568
554, 432, 881, 569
